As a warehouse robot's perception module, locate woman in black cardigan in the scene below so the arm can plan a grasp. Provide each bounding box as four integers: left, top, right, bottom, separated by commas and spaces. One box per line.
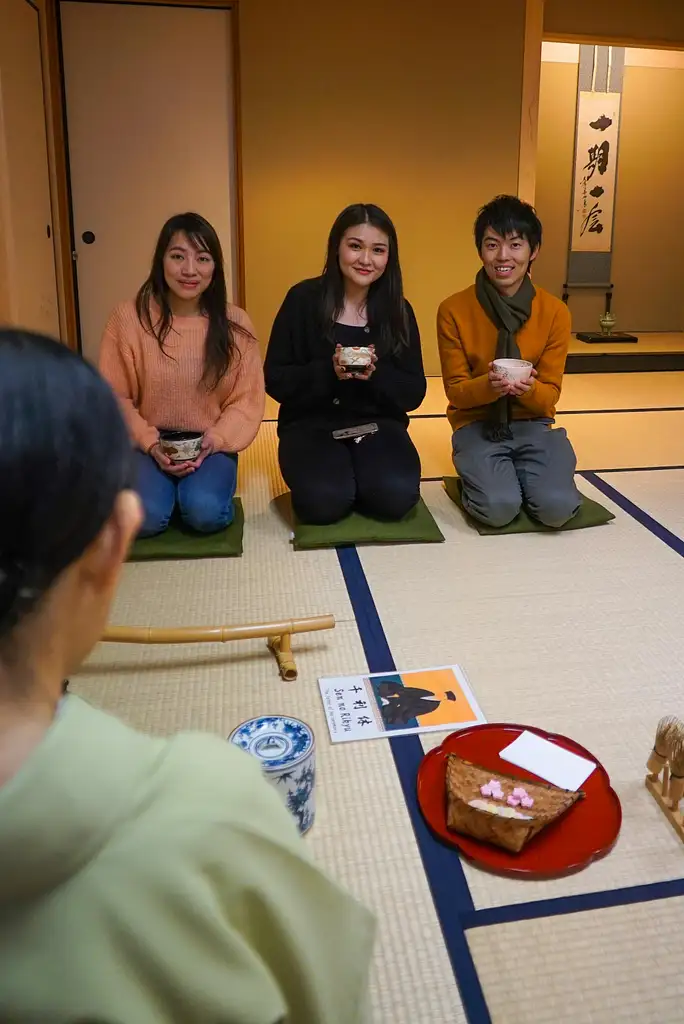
264, 203, 426, 525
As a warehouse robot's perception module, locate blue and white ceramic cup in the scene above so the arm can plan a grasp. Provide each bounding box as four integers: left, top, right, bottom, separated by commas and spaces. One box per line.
228, 715, 316, 835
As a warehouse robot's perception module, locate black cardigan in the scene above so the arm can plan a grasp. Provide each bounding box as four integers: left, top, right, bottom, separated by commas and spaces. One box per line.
264, 277, 426, 433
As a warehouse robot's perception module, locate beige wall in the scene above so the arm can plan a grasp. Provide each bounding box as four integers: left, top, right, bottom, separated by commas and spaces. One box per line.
532, 62, 576, 313
534, 56, 684, 333
544, 0, 684, 49
239, 0, 526, 374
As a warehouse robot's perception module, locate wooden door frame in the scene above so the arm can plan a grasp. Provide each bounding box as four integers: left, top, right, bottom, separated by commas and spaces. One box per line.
545, 32, 684, 52
517, 0, 544, 205
21, 0, 78, 346
37, 0, 244, 352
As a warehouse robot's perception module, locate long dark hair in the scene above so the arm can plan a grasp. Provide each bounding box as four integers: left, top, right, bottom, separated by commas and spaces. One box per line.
0, 329, 134, 644
321, 203, 409, 355
135, 212, 243, 390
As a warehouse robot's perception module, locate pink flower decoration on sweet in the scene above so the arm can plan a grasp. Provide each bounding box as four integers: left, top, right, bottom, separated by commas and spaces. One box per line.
520, 796, 534, 809
481, 780, 505, 800
507, 795, 521, 807
512, 787, 528, 799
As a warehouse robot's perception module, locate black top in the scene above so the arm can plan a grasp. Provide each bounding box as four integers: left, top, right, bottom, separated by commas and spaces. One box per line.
264, 277, 426, 434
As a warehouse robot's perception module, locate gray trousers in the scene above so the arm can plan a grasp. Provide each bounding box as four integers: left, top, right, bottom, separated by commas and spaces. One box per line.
452, 420, 581, 528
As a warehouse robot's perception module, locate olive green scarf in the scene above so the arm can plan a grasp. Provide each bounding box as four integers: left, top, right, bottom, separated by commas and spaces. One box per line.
475, 267, 535, 441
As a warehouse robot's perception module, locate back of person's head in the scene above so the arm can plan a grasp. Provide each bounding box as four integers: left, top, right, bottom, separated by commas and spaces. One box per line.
474, 195, 543, 254
0, 329, 139, 670
321, 202, 408, 354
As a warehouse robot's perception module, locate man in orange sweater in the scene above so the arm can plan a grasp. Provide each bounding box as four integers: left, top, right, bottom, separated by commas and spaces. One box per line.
437, 195, 580, 528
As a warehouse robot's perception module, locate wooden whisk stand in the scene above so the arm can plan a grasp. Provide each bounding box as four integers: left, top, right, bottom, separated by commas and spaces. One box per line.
645, 715, 684, 843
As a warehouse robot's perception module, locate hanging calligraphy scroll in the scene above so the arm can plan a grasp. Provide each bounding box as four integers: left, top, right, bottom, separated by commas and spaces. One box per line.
570, 91, 621, 252
565, 46, 637, 341
565, 45, 625, 290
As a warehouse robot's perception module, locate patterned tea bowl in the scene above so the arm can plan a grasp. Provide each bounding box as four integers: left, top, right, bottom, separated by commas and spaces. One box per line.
492, 358, 533, 384
159, 429, 203, 462
340, 346, 372, 369
228, 715, 316, 835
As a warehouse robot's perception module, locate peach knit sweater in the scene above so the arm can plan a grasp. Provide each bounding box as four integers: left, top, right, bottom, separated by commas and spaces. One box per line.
99, 300, 265, 454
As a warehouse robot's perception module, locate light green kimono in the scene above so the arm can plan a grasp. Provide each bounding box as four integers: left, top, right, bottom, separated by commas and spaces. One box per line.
0, 696, 375, 1022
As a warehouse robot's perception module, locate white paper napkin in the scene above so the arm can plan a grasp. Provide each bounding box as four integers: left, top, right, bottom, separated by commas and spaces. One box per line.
499, 730, 596, 791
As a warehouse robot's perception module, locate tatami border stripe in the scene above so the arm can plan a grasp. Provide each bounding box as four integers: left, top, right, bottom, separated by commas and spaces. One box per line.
336, 546, 491, 1024
559, 406, 684, 415
462, 877, 684, 930
581, 471, 684, 558
581, 465, 684, 474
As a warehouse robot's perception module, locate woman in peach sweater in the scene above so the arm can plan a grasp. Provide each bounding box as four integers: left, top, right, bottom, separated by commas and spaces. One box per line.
100, 213, 264, 537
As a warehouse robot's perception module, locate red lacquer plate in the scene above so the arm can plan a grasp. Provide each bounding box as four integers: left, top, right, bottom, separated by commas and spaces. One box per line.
417, 722, 622, 877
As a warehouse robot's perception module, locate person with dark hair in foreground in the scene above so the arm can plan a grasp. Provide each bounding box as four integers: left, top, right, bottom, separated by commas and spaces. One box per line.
0, 329, 373, 1022
100, 212, 264, 537
264, 203, 426, 525
437, 195, 581, 528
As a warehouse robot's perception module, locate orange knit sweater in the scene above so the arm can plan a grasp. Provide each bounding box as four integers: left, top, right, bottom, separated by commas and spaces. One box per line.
437, 284, 572, 433
99, 300, 265, 454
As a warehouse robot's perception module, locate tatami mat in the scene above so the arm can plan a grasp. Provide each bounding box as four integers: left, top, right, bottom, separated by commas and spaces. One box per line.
558, 371, 684, 412
264, 393, 279, 421
414, 372, 684, 418
467, 897, 684, 1023
107, 422, 353, 630
569, 330, 684, 355
410, 410, 684, 478
427, 370, 684, 416
262, 378, 448, 420
359, 479, 684, 909
561, 410, 684, 469
265, 371, 684, 424
597, 468, 684, 540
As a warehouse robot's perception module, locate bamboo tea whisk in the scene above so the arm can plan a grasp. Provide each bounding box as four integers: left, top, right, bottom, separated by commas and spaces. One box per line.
644, 715, 684, 845
647, 716, 681, 777
668, 737, 684, 810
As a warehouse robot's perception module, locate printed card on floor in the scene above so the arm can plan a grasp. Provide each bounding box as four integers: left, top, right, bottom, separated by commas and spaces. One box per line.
318, 665, 486, 743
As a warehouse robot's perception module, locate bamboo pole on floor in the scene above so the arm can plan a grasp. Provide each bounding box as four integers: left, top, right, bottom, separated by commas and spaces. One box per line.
101, 615, 335, 681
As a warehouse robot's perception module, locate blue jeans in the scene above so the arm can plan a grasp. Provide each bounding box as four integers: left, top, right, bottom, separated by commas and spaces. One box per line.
136, 451, 238, 537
